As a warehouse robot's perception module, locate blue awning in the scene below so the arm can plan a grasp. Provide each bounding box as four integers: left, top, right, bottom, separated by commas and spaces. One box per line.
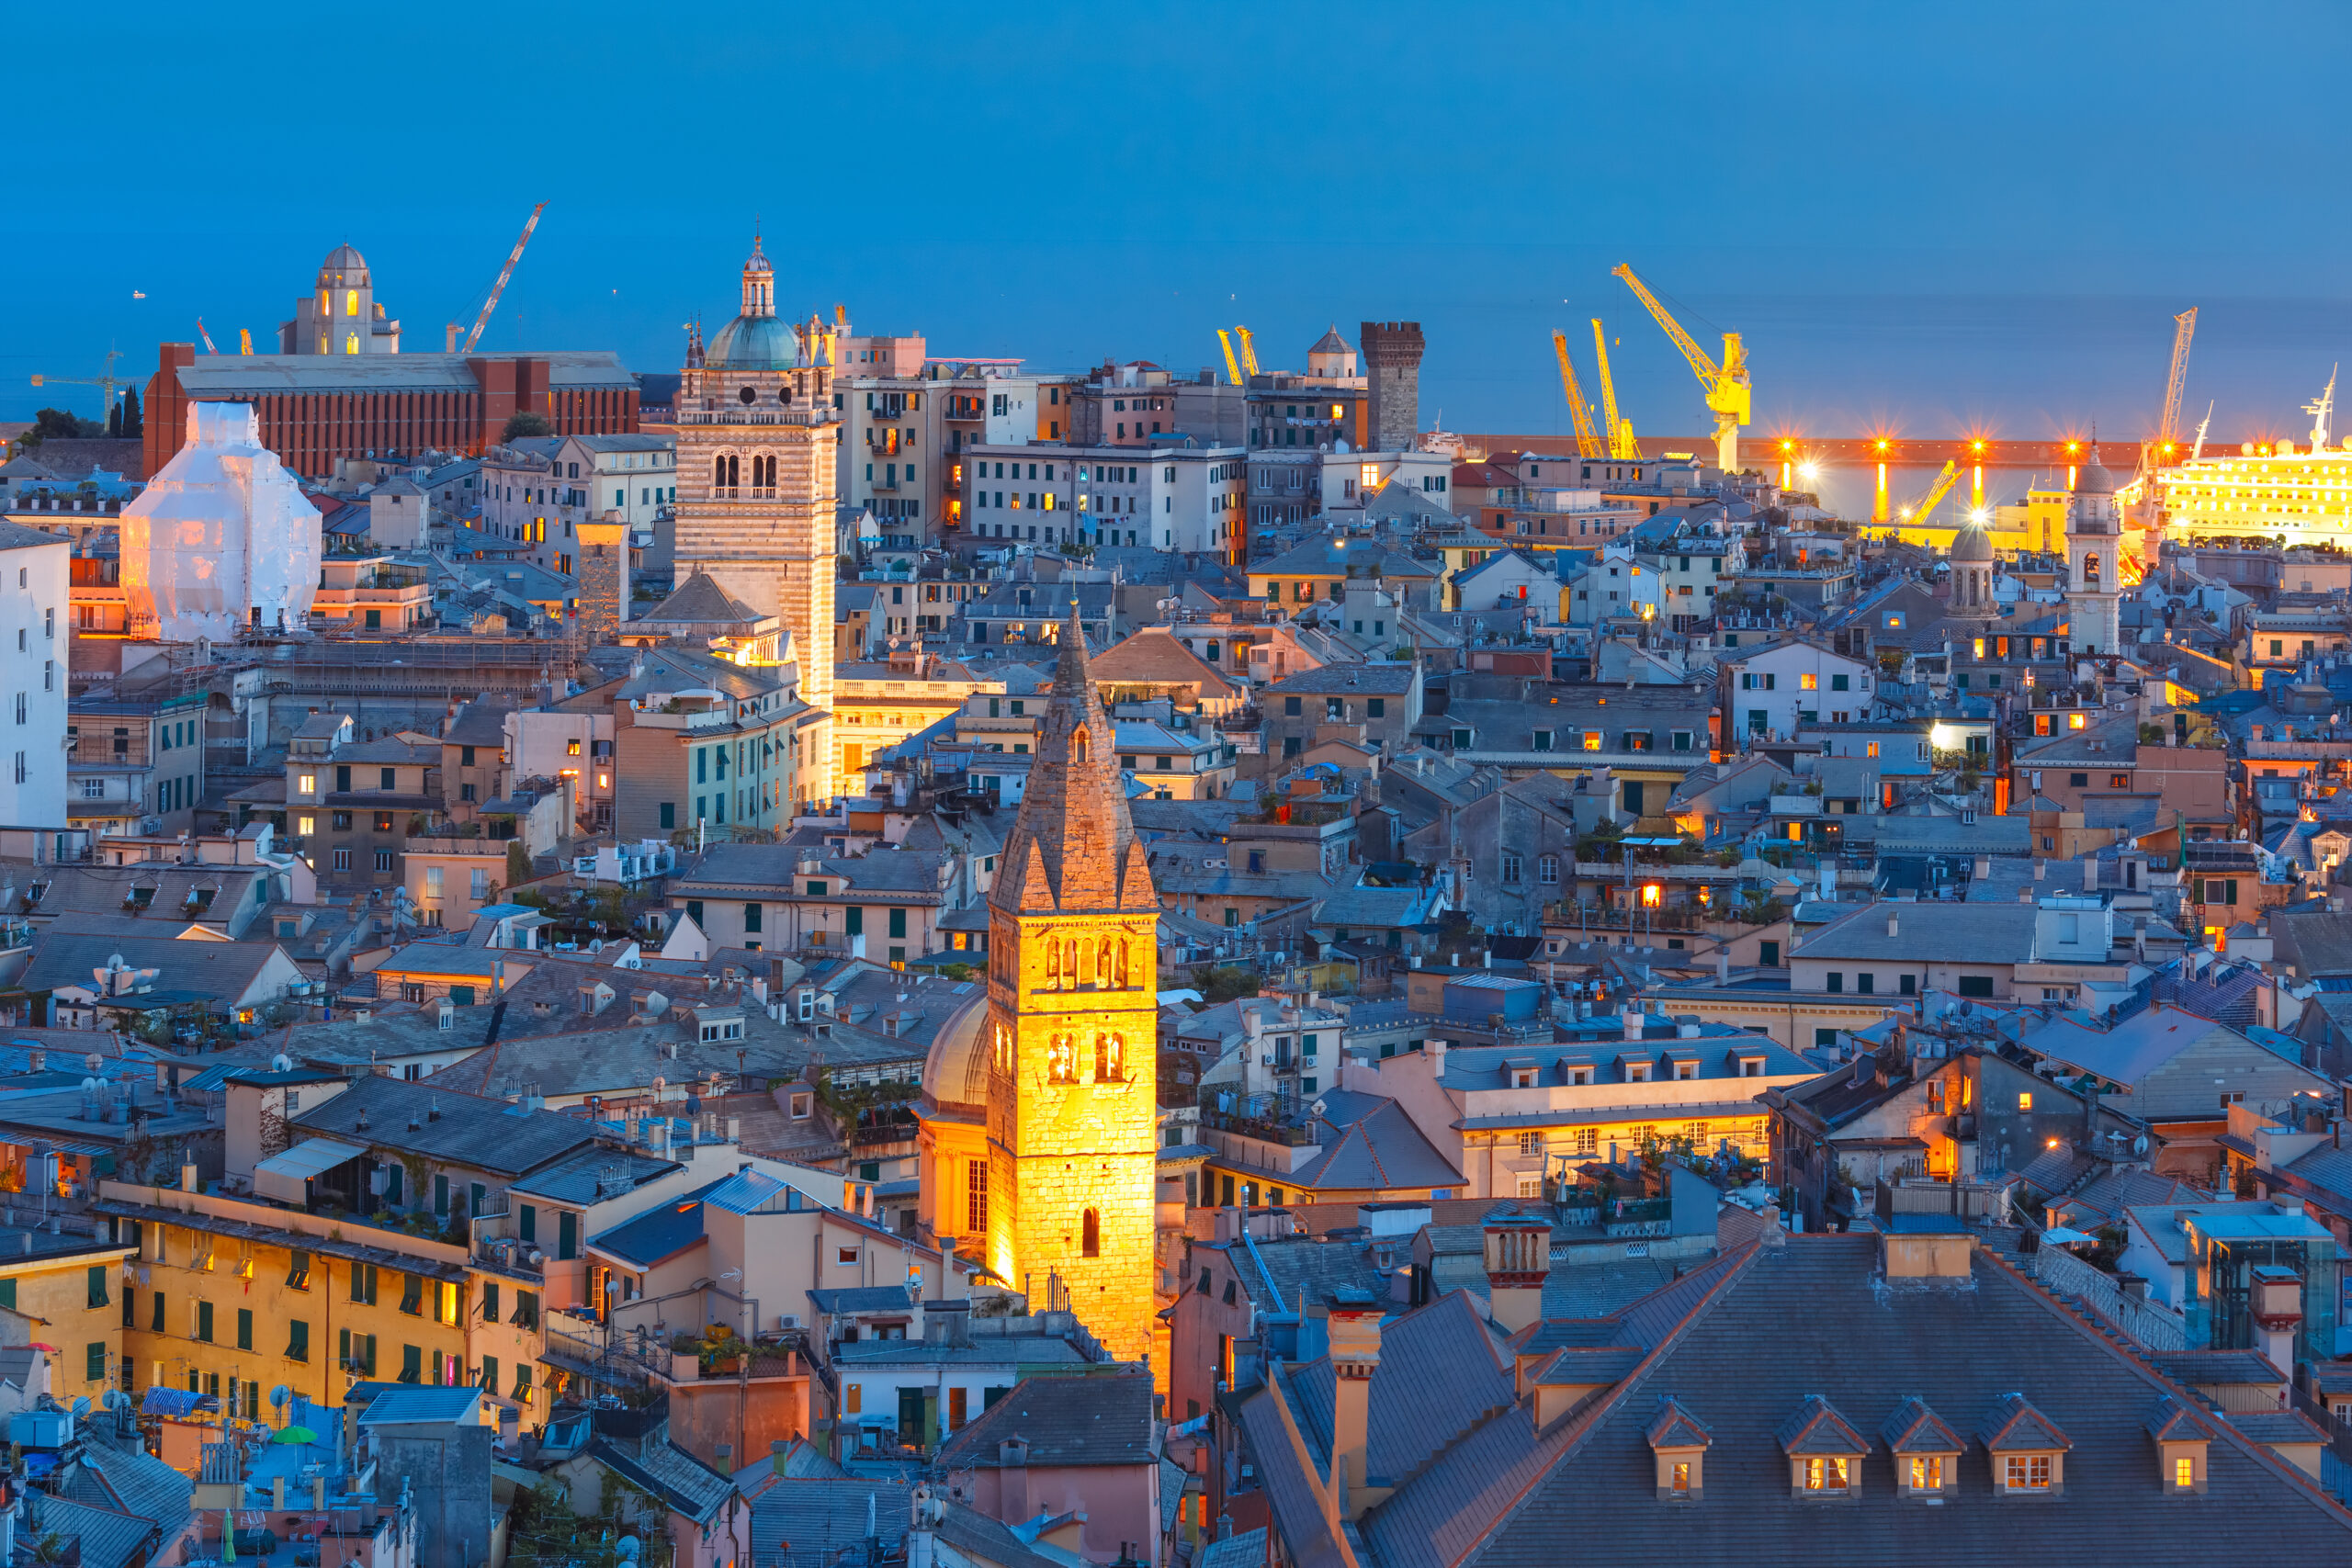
141, 1387, 219, 1417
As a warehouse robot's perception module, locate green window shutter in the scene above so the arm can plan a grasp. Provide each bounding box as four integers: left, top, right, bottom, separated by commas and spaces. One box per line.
558, 1211, 579, 1261
483, 1282, 500, 1325
481, 1355, 499, 1393
846, 907, 864, 936
0, 1279, 17, 1311
237, 1308, 253, 1351
401, 1344, 422, 1383
288, 1321, 309, 1361
888, 908, 907, 940
198, 1301, 213, 1342
85, 1343, 106, 1383
86, 1266, 107, 1308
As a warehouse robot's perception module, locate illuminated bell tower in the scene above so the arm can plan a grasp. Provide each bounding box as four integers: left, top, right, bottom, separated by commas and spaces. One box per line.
978, 605, 1160, 1362
2066, 446, 2122, 655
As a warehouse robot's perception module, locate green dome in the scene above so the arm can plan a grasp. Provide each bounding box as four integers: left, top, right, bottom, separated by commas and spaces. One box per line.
706, 314, 797, 368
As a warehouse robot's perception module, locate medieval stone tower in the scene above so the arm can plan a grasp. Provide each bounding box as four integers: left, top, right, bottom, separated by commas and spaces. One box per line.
976, 605, 1160, 1361
1360, 320, 1425, 451
671, 235, 837, 802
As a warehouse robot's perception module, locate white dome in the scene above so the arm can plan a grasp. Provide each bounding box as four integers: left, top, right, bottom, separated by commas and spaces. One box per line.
920, 996, 991, 1114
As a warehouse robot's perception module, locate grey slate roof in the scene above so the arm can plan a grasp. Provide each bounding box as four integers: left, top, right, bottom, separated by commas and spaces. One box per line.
934, 1371, 1156, 1470
748, 1477, 913, 1564
592, 1437, 740, 1525
290, 1073, 599, 1179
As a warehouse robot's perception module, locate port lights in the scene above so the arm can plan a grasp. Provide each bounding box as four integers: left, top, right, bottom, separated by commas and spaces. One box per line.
1781, 439, 1794, 453
1972, 441, 1985, 454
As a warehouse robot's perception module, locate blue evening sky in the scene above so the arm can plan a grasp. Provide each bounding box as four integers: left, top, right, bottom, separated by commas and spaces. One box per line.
8, 1, 2350, 446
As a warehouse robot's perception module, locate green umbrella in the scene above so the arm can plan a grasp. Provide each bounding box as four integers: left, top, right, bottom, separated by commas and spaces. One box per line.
220, 1508, 236, 1562
271, 1426, 319, 1445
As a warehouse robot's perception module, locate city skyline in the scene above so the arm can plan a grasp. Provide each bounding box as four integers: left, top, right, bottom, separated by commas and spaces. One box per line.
10, 3, 2352, 441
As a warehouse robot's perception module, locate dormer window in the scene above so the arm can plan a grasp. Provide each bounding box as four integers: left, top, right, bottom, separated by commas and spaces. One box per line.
1625, 1063, 1651, 1083
1739, 1055, 1767, 1077
1779, 1396, 1868, 1501
1569, 1067, 1592, 1087
1981, 1394, 2069, 1496
1675, 1061, 1697, 1080
1512, 1068, 1537, 1089
1884, 1398, 1962, 1499
2147, 1398, 2211, 1496
1646, 1397, 1712, 1503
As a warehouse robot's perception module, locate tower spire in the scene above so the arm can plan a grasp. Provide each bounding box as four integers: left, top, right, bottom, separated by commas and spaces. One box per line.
989, 602, 1155, 916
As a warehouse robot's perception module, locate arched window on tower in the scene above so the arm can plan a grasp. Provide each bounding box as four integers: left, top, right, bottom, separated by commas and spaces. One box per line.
1096, 1032, 1125, 1083
1095, 941, 1112, 988
1046, 940, 1060, 990
1046, 1034, 1076, 1085
1081, 1209, 1101, 1258
2085, 553, 2100, 585
1073, 726, 1090, 766
1064, 938, 1079, 986
1115, 940, 1130, 988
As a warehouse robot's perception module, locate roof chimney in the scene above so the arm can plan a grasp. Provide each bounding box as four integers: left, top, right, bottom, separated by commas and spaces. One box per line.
1326, 1289, 1383, 1521
1483, 1215, 1552, 1336
1886, 909, 1898, 940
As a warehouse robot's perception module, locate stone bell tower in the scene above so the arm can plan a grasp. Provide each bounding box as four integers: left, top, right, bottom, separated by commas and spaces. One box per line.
2066, 446, 2122, 655
978, 604, 1160, 1361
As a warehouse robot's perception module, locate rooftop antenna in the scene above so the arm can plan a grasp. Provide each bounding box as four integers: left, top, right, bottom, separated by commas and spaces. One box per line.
2309, 367, 2339, 452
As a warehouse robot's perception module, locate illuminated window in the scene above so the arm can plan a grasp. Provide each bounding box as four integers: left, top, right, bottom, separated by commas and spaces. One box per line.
1582, 730, 1602, 750
297, 815, 314, 835
2067, 713, 2086, 729
1910, 1456, 1943, 1492
1865, 742, 1880, 758
345, 290, 358, 316
298, 773, 316, 795
2174, 1456, 2194, 1489
2003, 1454, 2052, 1491
2018, 1091, 2033, 1111
1804, 1458, 1849, 1492
345, 333, 359, 355
1799, 673, 1818, 690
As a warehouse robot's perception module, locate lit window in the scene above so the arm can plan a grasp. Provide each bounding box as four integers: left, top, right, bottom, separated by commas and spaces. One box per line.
1910, 1455, 1943, 1492
345, 289, 358, 317
2067, 713, 2086, 729
298, 773, 316, 795
1804, 1457, 1849, 1492
2174, 1456, 2194, 1489
2003, 1454, 2052, 1491
2018, 1091, 2033, 1111
1799, 673, 1818, 690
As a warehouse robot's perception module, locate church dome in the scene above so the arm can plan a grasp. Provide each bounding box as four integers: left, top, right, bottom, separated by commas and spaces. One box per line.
2074, 454, 2116, 495
317, 243, 369, 287
1949, 519, 1996, 563
1309, 325, 1351, 355
706, 313, 798, 368
919, 995, 991, 1116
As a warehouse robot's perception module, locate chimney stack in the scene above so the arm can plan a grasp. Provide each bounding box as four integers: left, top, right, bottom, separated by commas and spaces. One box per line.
1886, 909, 1898, 940
1326, 1289, 1384, 1521
1482, 1215, 1553, 1336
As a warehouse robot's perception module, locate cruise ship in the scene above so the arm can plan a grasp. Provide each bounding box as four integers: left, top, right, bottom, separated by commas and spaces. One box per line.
2154, 371, 2352, 546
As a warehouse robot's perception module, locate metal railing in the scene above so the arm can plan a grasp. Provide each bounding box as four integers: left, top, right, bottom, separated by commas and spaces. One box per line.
2030, 1242, 2188, 1352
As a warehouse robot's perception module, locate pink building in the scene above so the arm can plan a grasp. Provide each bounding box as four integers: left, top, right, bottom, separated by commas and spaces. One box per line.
934, 1372, 1163, 1565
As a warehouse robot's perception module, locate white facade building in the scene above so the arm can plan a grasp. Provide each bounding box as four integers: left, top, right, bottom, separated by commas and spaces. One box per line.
0, 522, 71, 832
961, 441, 1244, 558
119, 402, 321, 642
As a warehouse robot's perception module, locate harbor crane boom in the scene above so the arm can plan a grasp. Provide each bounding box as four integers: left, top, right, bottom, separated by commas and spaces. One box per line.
1216, 330, 1245, 388
2192, 401, 2213, 462
460, 200, 548, 355
2157, 307, 2197, 459
1611, 264, 1749, 471
29, 345, 127, 420
1549, 331, 1605, 459
196, 319, 219, 355
1234, 327, 1261, 378
1900, 460, 1962, 527
1591, 319, 1638, 459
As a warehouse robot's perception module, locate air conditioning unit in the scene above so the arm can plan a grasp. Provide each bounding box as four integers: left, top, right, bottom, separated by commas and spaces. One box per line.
776, 1314, 801, 1331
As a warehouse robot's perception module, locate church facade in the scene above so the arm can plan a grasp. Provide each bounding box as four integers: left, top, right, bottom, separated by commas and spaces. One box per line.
918, 608, 1160, 1365
671, 237, 840, 804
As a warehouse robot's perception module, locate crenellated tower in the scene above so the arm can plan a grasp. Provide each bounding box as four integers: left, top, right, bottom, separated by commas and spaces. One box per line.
976, 605, 1160, 1361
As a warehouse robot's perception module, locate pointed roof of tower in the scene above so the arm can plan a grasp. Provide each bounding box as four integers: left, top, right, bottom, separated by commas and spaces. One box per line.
989, 603, 1159, 918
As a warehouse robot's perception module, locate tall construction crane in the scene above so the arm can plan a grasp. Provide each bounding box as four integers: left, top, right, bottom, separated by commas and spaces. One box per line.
2156, 307, 2197, 462
458, 200, 548, 355
2192, 401, 2213, 462
29, 345, 127, 421
1234, 326, 1261, 378
237, 328, 253, 355
1611, 264, 1749, 471
1548, 330, 1605, 458
1590, 319, 1638, 459
1898, 460, 1962, 526
196, 319, 220, 355
1216, 330, 1245, 387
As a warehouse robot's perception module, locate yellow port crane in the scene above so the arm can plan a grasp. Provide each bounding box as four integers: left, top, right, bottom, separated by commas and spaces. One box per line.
2156, 307, 2197, 464
1216, 330, 1245, 388
1548, 330, 1605, 459
1591, 319, 1638, 459
29, 345, 127, 422
1898, 461, 1962, 528
1611, 264, 1749, 471
1234, 326, 1261, 377
237, 328, 253, 355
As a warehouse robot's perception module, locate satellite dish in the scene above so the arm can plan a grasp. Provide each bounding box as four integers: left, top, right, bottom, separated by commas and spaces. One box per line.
270, 1385, 292, 1411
